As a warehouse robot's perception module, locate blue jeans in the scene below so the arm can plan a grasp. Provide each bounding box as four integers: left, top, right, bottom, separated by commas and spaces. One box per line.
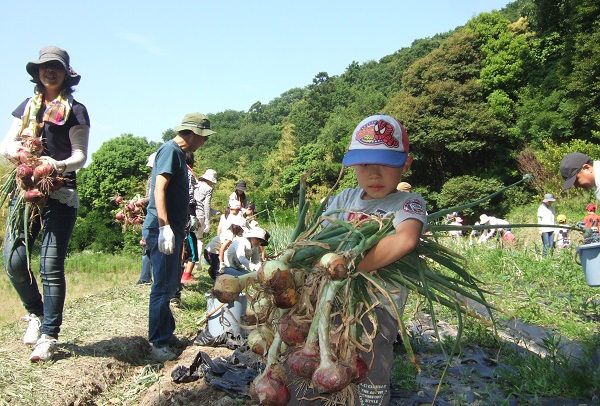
541, 231, 554, 258
223, 267, 247, 277
143, 227, 183, 348
3, 198, 77, 339
138, 248, 153, 283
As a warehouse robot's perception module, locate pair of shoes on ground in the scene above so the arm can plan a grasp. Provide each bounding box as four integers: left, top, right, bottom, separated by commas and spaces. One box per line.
22, 314, 57, 362
149, 334, 187, 362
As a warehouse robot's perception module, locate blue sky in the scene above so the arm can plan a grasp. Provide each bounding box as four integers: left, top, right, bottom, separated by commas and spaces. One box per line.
1, 0, 510, 160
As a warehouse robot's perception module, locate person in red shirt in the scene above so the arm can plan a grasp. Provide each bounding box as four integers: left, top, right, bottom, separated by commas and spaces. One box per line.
583, 204, 600, 231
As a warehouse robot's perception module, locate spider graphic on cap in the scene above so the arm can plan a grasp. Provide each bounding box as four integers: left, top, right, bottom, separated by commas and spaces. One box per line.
373, 119, 399, 148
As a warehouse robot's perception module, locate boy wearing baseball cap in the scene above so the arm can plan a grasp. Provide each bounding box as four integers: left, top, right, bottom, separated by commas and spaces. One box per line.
288, 114, 427, 406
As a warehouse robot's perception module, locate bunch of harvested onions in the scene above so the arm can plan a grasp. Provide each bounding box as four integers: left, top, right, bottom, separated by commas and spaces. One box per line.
212, 173, 533, 405
0, 132, 68, 270
112, 194, 146, 229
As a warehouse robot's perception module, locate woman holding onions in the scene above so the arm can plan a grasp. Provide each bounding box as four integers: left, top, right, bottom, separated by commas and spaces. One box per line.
0, 46, 90, 362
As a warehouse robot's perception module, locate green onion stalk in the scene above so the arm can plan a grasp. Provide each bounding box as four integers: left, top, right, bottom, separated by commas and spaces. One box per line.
239, 171, 533, 404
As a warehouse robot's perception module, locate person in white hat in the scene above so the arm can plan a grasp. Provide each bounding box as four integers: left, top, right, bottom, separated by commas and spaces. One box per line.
194, 169, 217, 240
447, 216, 464, 239
217, 199, 245, 235
537, 193, 556, 258
223, 226, 269, 276
477, 214, 510, 244
291, 114, 427, 406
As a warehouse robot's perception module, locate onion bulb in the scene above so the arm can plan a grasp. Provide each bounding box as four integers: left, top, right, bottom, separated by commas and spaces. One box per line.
250, 364, 290, 406
247, 326, 274, 356
212, 272, 257, 304
320, 252, 348, 280
24, 189, 47, 205
279, 314, 310, 346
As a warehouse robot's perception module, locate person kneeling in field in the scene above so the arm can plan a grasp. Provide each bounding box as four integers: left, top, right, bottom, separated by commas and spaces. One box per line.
288, 114, 427, 405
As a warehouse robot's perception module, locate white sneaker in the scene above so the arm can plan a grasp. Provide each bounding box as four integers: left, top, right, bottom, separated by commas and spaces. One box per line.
29, 334, 57, 362
149, 345, 177, 362
22, 314, 41, 345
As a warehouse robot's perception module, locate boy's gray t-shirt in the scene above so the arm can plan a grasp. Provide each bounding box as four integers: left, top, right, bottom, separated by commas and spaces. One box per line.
323, 188, 427, 231
323, 187, 428, 319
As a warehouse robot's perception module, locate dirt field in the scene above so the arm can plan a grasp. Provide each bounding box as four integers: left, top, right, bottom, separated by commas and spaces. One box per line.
0, 284, 594, 405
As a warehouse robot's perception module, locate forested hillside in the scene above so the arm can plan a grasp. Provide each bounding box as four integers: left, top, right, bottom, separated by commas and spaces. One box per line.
74, 0, 600, 253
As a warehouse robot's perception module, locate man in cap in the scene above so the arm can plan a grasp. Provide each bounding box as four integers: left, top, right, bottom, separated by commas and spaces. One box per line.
560, 152, 600, 201
142, 112, 214, 362
537, 193, 556, 258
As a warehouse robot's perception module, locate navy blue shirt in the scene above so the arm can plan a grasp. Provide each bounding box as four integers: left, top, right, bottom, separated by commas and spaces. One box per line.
13, 97, 90, 183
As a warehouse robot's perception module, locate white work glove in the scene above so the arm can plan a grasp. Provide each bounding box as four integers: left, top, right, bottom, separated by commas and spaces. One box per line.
190, 216, 198, 229
40, 156, 66, 174
218, 262, 225, 274
158, 225, 175, 255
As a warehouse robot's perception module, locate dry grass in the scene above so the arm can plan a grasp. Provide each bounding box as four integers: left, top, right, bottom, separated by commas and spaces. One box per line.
0, 251, 140, 325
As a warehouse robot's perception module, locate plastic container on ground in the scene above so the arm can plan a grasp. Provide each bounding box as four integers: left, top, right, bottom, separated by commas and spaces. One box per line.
206, 293, 247, 336
576, 242, 600, 287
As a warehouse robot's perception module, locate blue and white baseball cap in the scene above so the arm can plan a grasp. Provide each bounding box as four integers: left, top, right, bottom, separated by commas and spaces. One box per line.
342, 114, 409, 167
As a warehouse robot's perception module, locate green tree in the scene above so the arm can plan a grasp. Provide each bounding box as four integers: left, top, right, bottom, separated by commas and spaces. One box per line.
75, 135, 159, 252
161, 128, 175, 142
387, 29, 510, 190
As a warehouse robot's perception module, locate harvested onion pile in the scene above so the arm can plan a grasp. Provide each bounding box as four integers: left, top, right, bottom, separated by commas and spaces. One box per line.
210, 174, 540, 405
3, 134, 65, 207
112, 194, 146, 228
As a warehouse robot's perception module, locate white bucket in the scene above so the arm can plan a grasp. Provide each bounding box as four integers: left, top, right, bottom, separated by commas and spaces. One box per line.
206, 293, 247, 336
576, 242, 600, 287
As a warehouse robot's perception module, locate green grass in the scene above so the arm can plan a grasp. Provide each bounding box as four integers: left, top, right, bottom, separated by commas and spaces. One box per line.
1, 214, 599, 401
0, 250, 140, 325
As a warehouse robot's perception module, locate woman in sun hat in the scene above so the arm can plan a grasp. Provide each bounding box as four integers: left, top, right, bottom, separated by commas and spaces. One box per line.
0, 46, 90, 362
222, 226, 269, 276
229, 180, 248, 211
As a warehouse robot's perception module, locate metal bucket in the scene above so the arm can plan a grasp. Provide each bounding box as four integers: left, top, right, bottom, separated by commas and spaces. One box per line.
205, 293, 247, 336
575, 242, 600, 287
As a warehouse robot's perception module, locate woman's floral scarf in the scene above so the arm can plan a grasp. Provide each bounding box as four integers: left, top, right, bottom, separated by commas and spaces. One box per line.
19, 93, 73, 138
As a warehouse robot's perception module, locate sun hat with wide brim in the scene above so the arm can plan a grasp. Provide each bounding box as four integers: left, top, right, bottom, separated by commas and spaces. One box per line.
198, 169, 217, 184
244, 226, 269, 246
542, 193, 556, 203
146, 152, 157, 168
26, 46, 81, 86
235, 180, 248, 192
174, 112, 215, 137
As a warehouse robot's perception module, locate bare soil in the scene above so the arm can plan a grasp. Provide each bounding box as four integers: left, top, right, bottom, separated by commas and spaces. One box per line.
0, 285, 594, 405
